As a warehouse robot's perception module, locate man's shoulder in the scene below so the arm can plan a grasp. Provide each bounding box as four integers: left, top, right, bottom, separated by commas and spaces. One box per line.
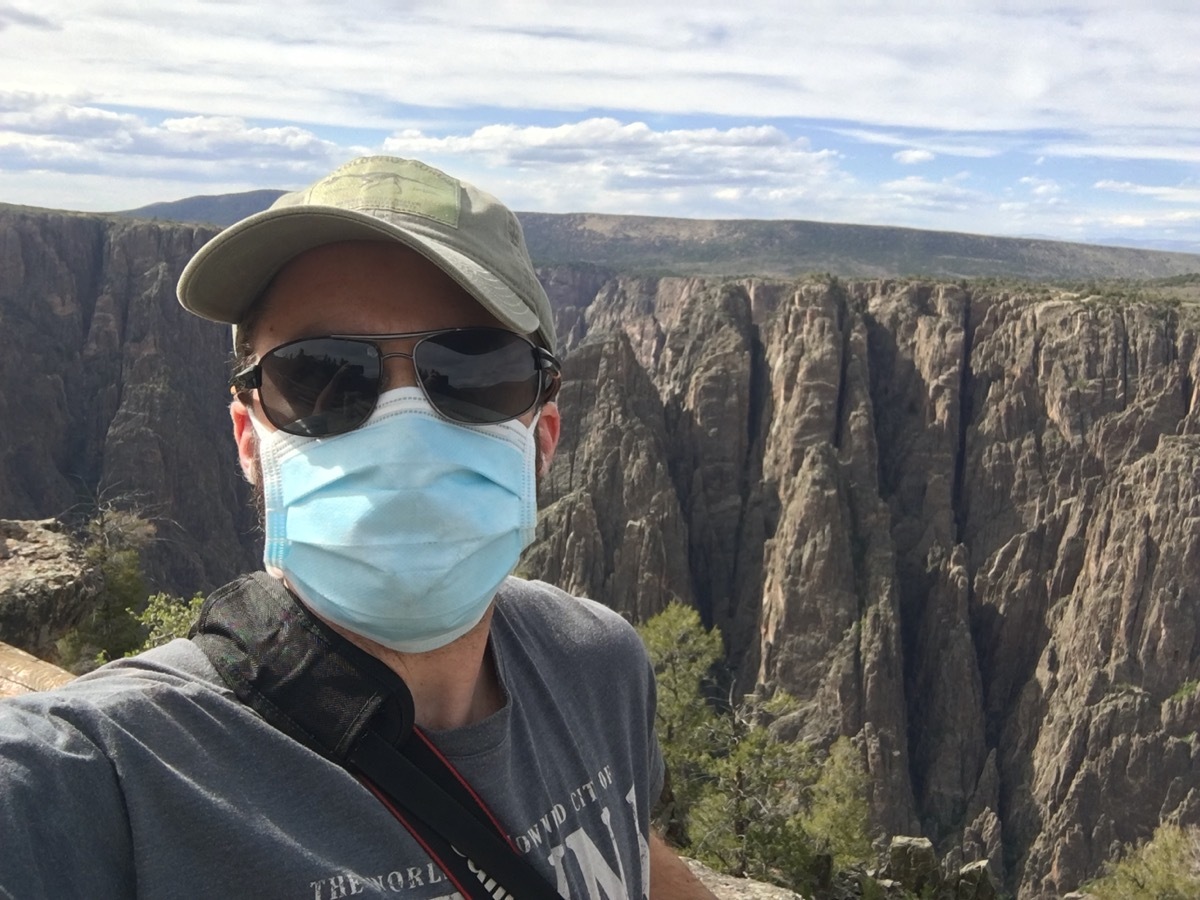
497, 576, 635, 629
494, 577, 647, 660
0, 639, 230, 740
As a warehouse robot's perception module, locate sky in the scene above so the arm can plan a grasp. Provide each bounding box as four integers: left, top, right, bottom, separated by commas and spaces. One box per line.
2, 1, 1199, 253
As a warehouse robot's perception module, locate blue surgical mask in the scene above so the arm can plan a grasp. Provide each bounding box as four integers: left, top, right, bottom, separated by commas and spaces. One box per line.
252, 387, 538, 652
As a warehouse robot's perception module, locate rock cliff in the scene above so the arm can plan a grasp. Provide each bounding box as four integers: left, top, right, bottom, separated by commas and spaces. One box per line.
533, 271, 1200, 898
1, 205, 1198, 897
0, 206, 260, 593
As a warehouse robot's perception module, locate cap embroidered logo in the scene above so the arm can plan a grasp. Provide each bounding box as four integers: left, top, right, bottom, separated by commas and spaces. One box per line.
302, 158, 462, 228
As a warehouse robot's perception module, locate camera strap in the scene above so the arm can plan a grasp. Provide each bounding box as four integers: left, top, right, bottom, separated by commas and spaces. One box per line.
190, 572, 560, 900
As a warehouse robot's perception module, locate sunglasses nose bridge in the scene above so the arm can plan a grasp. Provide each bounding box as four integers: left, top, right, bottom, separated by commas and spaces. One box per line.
377, 349, 421, 389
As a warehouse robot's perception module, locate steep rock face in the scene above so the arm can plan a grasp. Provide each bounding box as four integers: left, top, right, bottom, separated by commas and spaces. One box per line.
532, 270, 1200, 898
527, 331, 693, 622
753, 283, 916, 836
945, 298, 1200, 896
1005, 437, 1200, 896
857, 284, 989, 844
0, 208, 260, 594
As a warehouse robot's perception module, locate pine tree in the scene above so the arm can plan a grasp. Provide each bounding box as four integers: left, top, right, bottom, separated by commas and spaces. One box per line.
637, 603, 873, 896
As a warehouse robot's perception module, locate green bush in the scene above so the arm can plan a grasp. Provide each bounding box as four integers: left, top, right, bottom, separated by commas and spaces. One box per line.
686, 692, 824, 890
57, 503, 205, 670
131, 592, 206, 653
1171, 680, 1199, 701
805, 737, 874, 868
57, 509, 155, 672
1086, 823, 1200, 900
638, 601, 725, 845
638, 602, 873, 895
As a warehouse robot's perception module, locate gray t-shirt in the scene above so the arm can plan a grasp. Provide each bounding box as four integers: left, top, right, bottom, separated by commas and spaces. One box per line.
0, 577, 663, 899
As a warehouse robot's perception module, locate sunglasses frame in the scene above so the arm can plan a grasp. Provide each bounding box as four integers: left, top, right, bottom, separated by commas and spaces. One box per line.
231, 327, 561, 435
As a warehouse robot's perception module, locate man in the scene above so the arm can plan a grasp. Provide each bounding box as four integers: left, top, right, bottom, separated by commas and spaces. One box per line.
0, 156, 718, 899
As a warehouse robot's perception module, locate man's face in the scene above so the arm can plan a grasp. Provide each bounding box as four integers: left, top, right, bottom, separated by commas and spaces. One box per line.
230, 240, 560, 493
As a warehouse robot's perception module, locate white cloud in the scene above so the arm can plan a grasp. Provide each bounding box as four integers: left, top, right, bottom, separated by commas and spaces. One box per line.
894, 149, 935, 165
1019, 176, 1062, 198
841, 128, 999, 159
0, 95, 363, 207
0, 95, 138, 137
1095, 179, 1200, 204
0, 2, 1196, 248
1042, 140, 1200, 164
0, 6, 56, 30
1084, 209, 1200, 233
2, 2, 1198, 140
878, 174, 985, 211
382, 117, 848, 217
0, 96, 350, 165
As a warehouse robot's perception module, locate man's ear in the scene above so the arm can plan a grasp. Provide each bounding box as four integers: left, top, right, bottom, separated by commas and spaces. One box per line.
535, 401, 561, 476
230, 396, 259, 484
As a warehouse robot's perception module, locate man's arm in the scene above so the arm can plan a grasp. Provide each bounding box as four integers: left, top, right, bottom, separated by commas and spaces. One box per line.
0, 700, 135, 898
648, 831, 719, 899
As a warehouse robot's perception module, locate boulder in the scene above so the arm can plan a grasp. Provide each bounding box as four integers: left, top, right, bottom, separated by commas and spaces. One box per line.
0, 518, 99, 660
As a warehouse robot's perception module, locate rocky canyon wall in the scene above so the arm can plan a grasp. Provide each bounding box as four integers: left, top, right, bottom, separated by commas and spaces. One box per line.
2, 206, 1198, 897
531, 272, 1200, 899
0, 207, 259, 591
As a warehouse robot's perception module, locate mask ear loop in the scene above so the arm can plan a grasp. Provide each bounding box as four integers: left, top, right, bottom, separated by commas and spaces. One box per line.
527, 406, 548, 478
248, 406, 274, 441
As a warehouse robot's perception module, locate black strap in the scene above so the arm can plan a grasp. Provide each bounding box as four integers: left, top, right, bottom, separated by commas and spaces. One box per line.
350, 731, 560, 899
190, 573, 559, 900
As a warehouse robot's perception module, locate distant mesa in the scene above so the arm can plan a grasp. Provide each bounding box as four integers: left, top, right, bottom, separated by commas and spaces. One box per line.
114, 189, 1200, 282
116, 190, 287, 227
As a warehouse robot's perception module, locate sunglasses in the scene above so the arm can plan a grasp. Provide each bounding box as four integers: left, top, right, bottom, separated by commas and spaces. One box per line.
231, 327, 561, 437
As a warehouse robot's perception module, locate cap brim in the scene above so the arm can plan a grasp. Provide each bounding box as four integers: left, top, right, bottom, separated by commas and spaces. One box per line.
177, 206, 541, 336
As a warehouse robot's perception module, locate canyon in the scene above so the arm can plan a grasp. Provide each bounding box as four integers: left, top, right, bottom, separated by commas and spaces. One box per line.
2, 204, 1199, 897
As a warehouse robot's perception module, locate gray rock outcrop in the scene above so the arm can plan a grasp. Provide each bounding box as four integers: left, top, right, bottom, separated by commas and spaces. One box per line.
0, 206, 260, 595
687, 858, 805, 898
0, 518, 99, 659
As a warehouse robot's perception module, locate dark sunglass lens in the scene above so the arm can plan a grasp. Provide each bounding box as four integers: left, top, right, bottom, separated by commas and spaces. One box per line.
414, 330, 540, 424
259, 339, 380, 436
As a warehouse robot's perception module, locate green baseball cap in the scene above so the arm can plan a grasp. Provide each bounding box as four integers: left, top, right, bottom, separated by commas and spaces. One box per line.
177, 155, 555, 350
